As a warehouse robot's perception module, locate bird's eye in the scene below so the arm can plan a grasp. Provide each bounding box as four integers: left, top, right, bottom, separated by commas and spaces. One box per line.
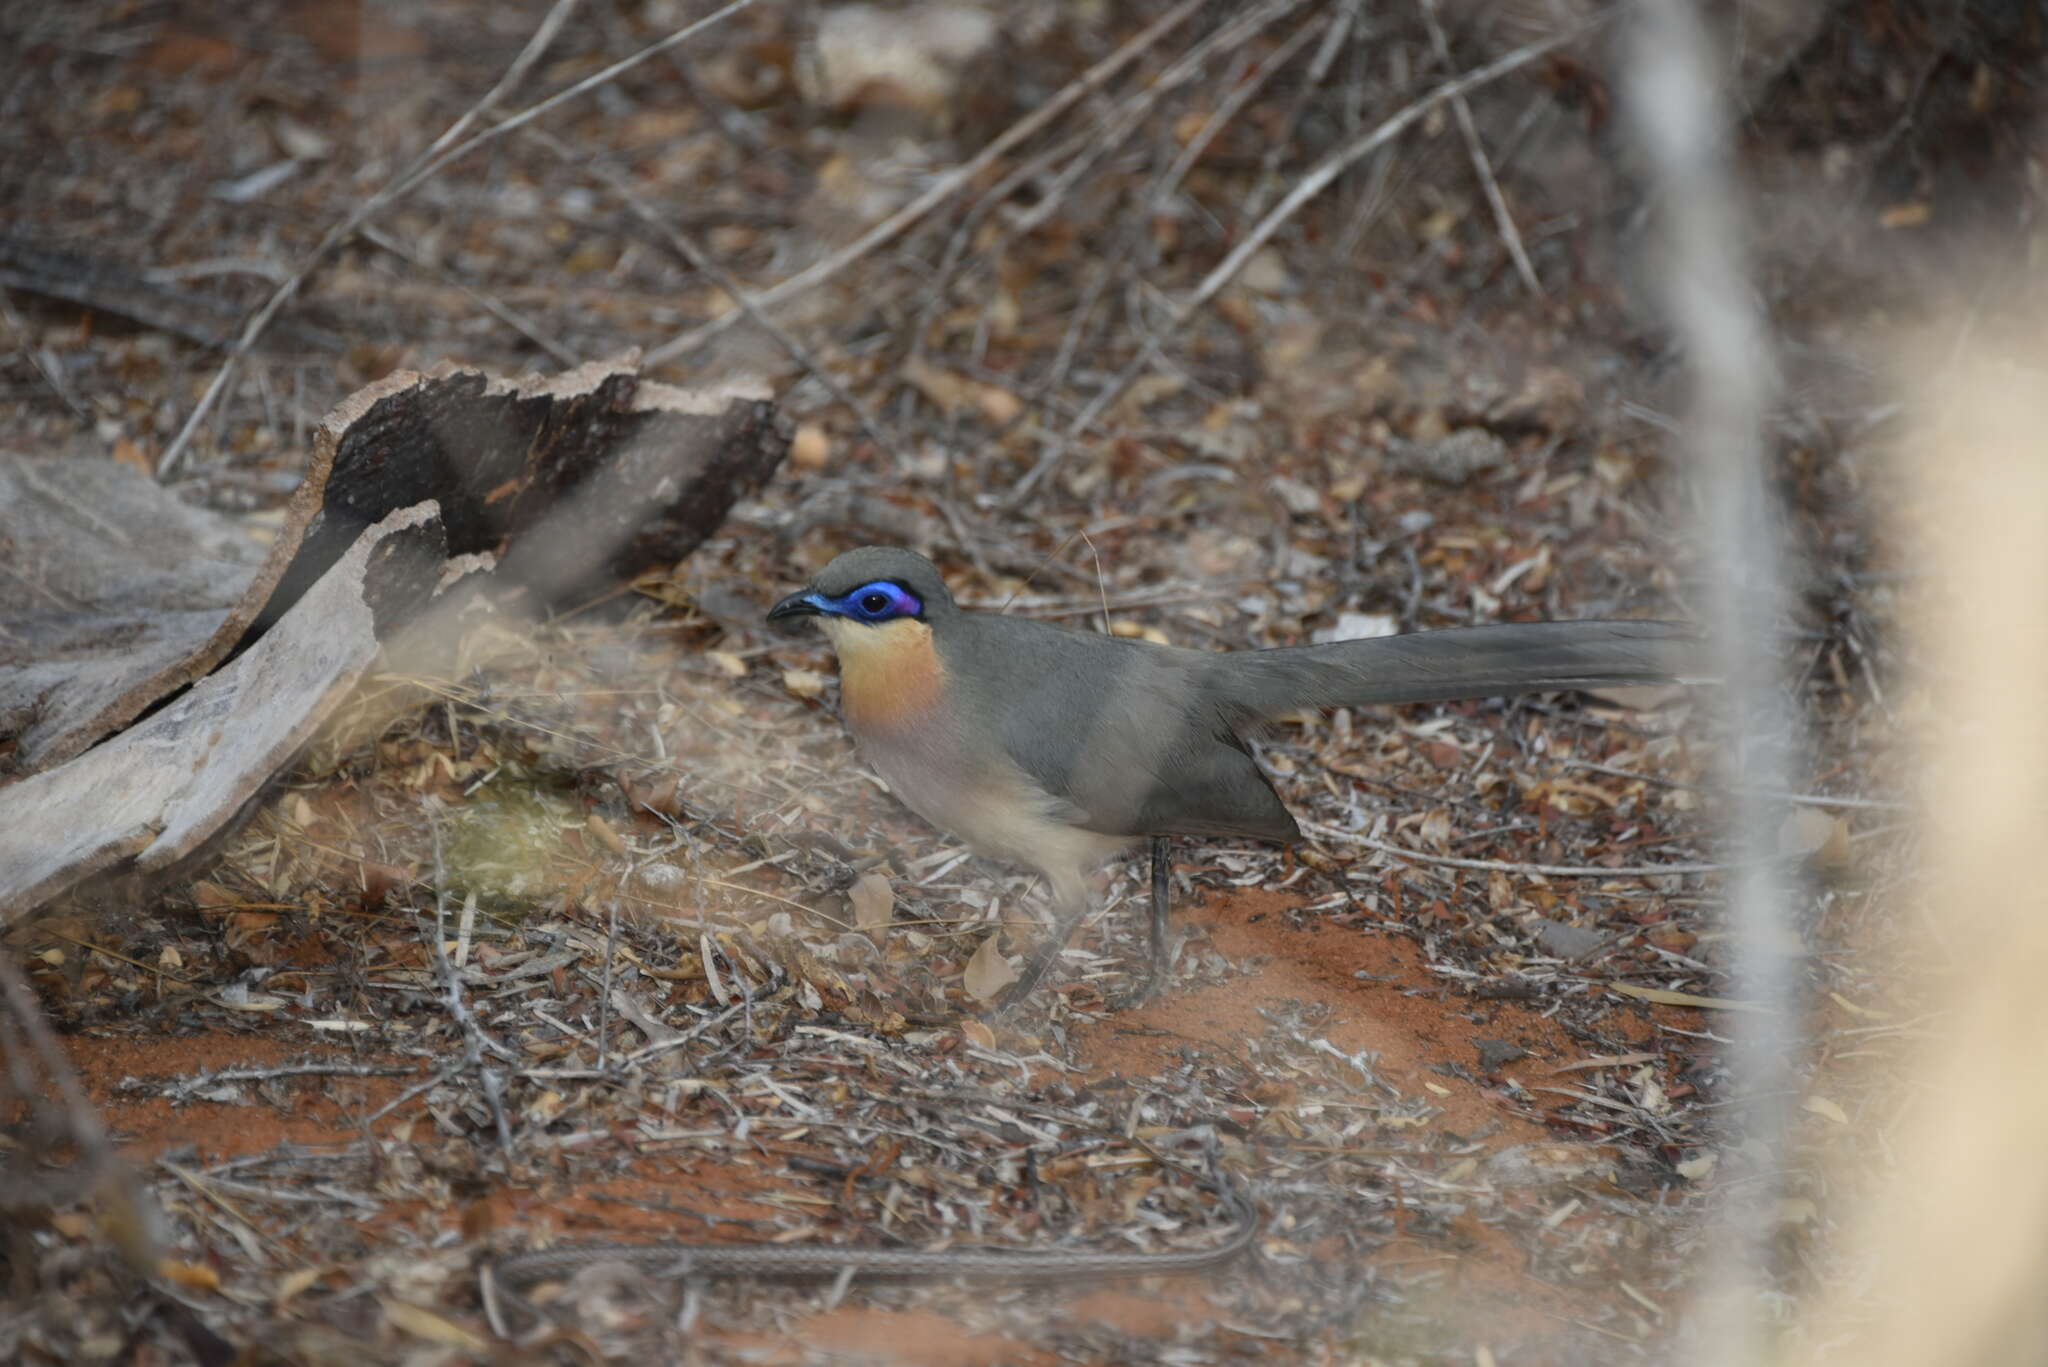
859, 592, 889, 615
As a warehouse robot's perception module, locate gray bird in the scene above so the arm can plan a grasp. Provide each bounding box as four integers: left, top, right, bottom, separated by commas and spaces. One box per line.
769, 546, 1687, 1007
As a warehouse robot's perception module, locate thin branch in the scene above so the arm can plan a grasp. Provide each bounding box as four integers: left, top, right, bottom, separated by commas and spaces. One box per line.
0, 952, 161, 1272
0, 289, 87, 420
162, 1061, 418, 1101
359, 224, 578, 366
1240, 0, 1361, 227
1148, 10, 1328, 224
1418, 0, 1544, 298
1005, 9, 1615, 507
1559, 757, 1907, 810
1302, 821, 1724, 878
1626, 2, 1794, 1362
528, 127, 904, 463
427, 827, 517, 1157
901, 0, 1305, 394
643, 0, 1210, 366
159, 0, 762, 475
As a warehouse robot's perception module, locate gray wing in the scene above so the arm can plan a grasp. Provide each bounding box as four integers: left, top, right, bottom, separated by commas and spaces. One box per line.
941, 615, 1300, 843
938, 613, 1690, 846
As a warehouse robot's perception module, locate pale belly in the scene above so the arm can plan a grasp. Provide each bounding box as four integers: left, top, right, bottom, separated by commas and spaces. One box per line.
853, 722, 1130, 898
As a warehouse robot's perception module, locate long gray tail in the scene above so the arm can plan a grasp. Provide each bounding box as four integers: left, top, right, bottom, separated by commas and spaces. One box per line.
1207, 620, 1693, 718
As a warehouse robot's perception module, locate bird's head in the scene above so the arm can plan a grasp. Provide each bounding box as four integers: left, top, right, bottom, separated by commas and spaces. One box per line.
766, 546, 955, 651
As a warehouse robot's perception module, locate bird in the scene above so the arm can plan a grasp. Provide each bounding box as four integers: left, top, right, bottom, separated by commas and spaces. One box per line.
768, 546, 1688, 1009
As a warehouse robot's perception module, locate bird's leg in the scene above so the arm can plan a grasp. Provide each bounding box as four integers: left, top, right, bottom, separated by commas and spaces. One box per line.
994, 883, 1091, 1013
1131, 835, 1171, 1004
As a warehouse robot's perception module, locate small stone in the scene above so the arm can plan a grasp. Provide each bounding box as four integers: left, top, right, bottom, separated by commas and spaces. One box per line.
789, 423, 831, 470
636, 862, 687, 892
1473, 1038, 1529, 1073
1312, 612, 1399, 645
1386, 427, 1508, 486
1532, 917, 1606, 960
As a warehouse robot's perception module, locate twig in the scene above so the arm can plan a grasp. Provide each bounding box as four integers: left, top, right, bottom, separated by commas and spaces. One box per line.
1148, 11, 1327, 224
527, 127, 903, 462
1418, 0, 1544, 298
598, 900, 619, 1073
1559, 757, 1907, 810
159, 0, 761, 475
358, 224, 577, 365
1625, 3, 1795, 1361
33, 927, 199, 986
643, 0, 1209, 366
610, 0, 772, 157
902, 0, 1304, 410
1240, 0, 1360, 227
428, 826, 517, 1156
0, 232, 336, 353
1004, 9, 1613, 507
0, 288, 86, 420
1302, 820, 1724, 878
1015, 0, 1308, 247
161, 1061, 416, 1100
0, 953, 160, 1271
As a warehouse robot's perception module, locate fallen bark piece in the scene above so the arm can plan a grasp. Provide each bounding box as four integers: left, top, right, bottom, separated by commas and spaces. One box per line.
1, 356, 787, 777
252, 357, 786, 635
0, 503, 450, 923
0, 452, 269, 778
0, 356, 786, 920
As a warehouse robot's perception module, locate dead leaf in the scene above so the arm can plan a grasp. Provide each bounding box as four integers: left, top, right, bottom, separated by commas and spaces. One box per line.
971, 382, 1022, 425
705, 649, 748, 678
1778, 808, 1852, 874
903, 358, 1020, 426
1803, 1094, 1850, 1126
159, 1258, 222, 1292
959, 1019, 996, 1050
1607, 983, 1769, 1013
1548, 1051, 1658, 1074
962, 933, 1017, 1001
1675, 1152, 1717, 1180
274, 1265, 324, 1305
379, 1297, 487, 1351
189, 881, 239, 909
1632, 1064, 1670, 1116
1238, 248, 1292, 295
586, 813, 628, 856
224, 910, 279, 949
904, 358, 973, 414
1108, 620, 1171, 645
1879, 200, 1931, 229
849, 871, 894, 932
783, 667, 827, 699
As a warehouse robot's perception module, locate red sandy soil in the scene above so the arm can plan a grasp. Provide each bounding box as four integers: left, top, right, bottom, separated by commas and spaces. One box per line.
52, 884, 1689, 1364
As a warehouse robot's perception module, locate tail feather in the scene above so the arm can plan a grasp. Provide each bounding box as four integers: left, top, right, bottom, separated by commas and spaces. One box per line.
1208, 620, 1693, 718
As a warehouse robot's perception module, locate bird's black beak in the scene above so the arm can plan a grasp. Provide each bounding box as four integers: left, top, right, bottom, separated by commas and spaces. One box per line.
767, 590, 824, 625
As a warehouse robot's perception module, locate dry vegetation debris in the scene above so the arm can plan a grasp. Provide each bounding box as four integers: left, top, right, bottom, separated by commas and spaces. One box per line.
0, 0, 2011, 1361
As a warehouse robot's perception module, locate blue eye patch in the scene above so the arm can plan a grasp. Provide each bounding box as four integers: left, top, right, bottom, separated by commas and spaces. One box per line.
823, 580, 923, 623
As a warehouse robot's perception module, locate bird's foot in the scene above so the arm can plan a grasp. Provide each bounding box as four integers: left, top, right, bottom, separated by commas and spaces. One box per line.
986, 943, 1062, 1018
1106, 959, 1165, 1012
